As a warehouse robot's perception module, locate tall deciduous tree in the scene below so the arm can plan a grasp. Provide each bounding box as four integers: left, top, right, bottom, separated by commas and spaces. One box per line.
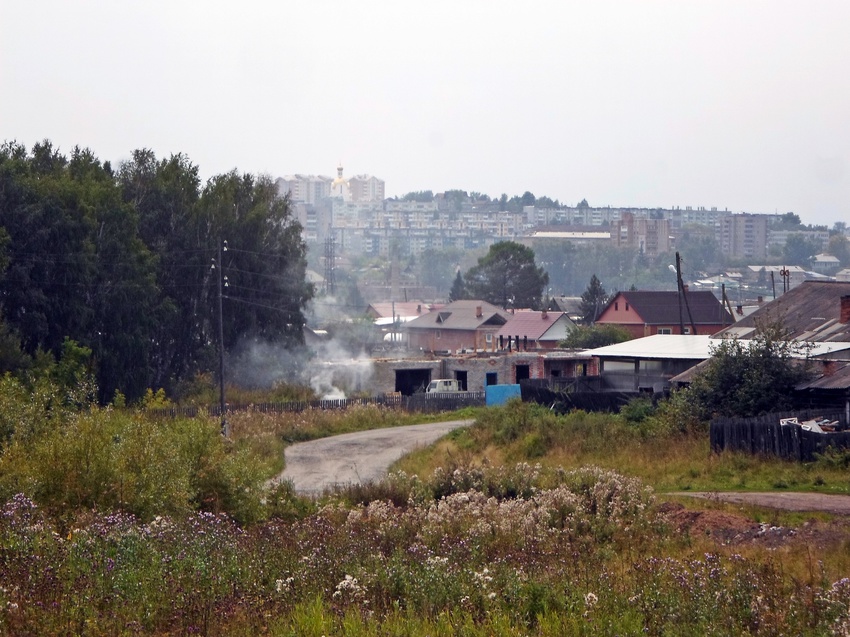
783, 234, 822, 267
828, 234, 850, 267
0, 142, 311, 402
419, 247, 462, 296
559, 324, 631, 348
462, 241, 548, 309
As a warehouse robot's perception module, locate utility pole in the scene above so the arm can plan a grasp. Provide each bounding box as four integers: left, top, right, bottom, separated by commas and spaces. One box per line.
674, 254, 684, 334
675, 252, 698, 335
212, 240, 229, 437
323, 235, 336, 295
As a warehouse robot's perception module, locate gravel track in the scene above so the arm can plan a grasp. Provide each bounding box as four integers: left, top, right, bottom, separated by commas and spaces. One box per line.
273, 419, 850, 513
669, 491, 850, 515
274, 419, 473, 495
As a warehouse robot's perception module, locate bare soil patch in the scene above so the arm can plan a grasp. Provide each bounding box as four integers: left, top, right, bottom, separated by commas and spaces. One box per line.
660, 492, 850, 549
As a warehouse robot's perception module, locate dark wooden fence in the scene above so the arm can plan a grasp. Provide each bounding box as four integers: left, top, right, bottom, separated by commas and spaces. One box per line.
710, 410, 849, 461
150, 391, 485, 419
521, 380, 636, 413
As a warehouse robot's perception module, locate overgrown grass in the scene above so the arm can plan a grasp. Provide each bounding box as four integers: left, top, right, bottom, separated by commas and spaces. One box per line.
394, 399, 850, 496
3, 463, 850, 635
5, 391, 850, 634
172, 374, 319, 406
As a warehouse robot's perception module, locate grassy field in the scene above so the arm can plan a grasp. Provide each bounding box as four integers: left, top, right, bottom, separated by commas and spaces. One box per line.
3, 398, 850, 635
395, 400, 850, 496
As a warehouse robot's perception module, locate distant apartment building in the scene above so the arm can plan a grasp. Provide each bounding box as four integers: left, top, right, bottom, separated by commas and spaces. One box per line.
348, 174, 385, 202
564, 206, 623, 226
716, 213, 769, 260
664, 206, 727, 230
611, 212, 671, 257
277, 166, 385, 204
767, 228, 830, 253
275, 174, 332, 205
525, 206, 569, 227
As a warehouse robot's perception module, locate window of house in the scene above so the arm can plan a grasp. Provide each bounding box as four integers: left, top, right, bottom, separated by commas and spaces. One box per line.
436, 330, 441, 339
625, 303, 629, 311
683, 327, 691, 334
485, 333, 493, 343
614, 302, 619, 311
657, 328, 672, 334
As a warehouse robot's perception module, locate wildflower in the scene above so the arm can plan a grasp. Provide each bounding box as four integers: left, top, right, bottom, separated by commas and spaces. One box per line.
333, 574, 367, 603
275, 577, 294, 593
585, 592, 598, 607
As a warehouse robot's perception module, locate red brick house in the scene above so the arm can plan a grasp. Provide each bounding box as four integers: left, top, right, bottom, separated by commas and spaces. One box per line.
595, 290, 734, 338
405, 300, 510, 353
496, 310, 576, 350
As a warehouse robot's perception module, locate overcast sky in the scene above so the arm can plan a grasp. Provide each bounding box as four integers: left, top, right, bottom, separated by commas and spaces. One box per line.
2, 1, 848, 226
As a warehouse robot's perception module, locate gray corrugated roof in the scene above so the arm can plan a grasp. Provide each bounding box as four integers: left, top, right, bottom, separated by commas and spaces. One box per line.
587, 334, 714, 359
405, 300, 510, 331
796, 361, 850, 391
713, 281, 850, 342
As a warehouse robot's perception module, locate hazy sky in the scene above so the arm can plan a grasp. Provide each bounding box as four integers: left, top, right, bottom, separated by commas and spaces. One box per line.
2, 1, 848, 226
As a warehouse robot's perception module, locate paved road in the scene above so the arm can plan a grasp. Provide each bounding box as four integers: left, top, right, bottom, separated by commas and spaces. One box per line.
274, 419, 474, 495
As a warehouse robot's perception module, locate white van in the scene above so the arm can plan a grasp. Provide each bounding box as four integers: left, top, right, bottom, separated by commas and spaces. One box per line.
426, 379, 463, 393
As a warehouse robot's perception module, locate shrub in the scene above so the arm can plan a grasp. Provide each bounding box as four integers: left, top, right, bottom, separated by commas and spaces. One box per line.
619, 397, 655, 423
0, 408, 269, 523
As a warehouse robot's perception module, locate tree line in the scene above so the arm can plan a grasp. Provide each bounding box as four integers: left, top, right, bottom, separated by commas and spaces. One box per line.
0, 141, 312, 403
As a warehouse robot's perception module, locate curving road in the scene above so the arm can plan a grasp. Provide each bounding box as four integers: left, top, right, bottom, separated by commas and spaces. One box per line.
272, 419, 850, 513
274, 419, 474, 495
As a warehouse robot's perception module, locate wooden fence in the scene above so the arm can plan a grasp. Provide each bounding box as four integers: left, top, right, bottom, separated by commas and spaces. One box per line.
520, 380, 636, 413
710, 410, 849, 461
150, 391, 485, 419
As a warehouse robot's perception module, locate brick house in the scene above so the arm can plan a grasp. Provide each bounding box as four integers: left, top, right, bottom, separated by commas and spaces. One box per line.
495, 310, 576, 350
594, 290, 734, 338
404, 300, 510, 353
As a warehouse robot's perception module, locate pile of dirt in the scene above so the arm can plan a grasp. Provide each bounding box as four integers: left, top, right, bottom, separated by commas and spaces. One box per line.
658, 501, 850, 549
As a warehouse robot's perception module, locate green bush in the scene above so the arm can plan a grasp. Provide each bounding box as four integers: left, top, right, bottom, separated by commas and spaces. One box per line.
619, 397, 655, 423
0, 405, 269, 524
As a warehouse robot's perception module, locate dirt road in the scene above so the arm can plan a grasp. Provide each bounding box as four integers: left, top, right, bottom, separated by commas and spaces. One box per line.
671, 491, 850, 515
274, 419, 850, 514
276, 419, 473, 495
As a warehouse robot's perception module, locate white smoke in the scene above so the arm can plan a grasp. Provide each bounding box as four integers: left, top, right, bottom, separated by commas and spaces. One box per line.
227, 294, 377, 399
308, 353, 375, 399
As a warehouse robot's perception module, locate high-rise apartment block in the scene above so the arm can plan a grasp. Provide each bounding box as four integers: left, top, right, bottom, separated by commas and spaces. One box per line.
611, 212, 671, 257
276, 166, 385, 204
716, 213, 769, 260
275, 167, 823, 266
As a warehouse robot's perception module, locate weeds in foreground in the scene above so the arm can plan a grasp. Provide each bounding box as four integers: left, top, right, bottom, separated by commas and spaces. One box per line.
2, 464, 850, 636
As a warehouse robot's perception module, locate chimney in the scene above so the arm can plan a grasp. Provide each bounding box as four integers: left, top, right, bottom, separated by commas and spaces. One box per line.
476, 305, 482, 318
542, 309, 548, 319
736, 305, 743, 315
416, 304, 421, 314
841, 296, 850, 324
757, 296, 763, 304
682, 284, 689, 292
